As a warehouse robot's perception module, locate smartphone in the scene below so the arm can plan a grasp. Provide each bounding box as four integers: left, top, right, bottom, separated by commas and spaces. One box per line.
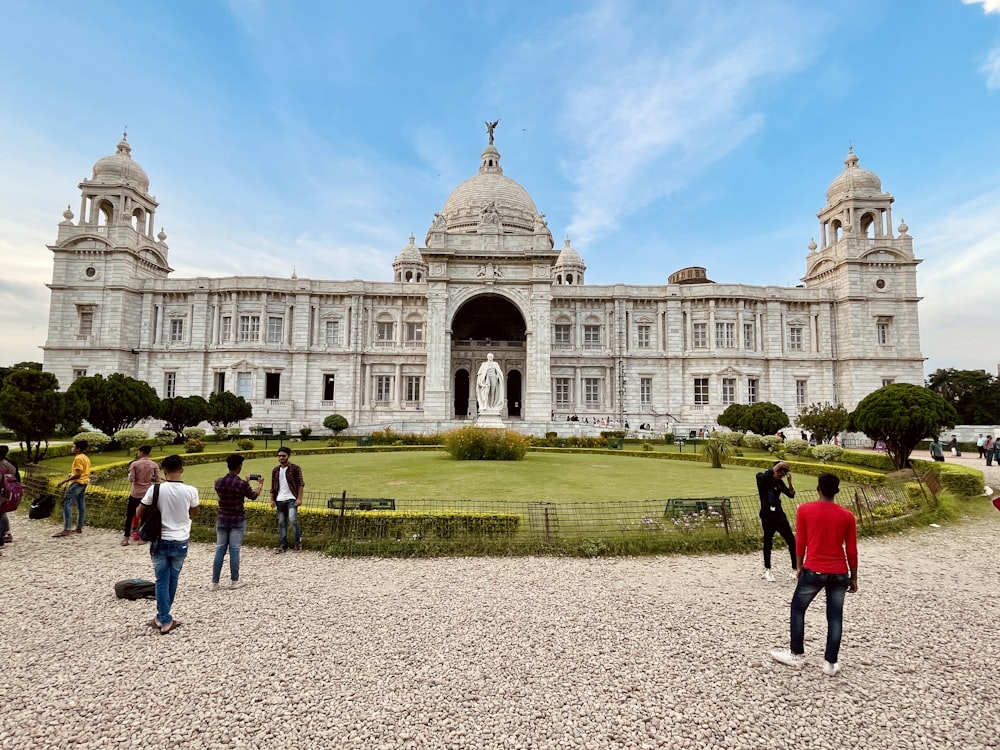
248, 473, 262, 481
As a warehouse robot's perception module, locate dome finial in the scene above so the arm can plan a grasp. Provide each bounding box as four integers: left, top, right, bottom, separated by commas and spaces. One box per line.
485, 119, 500, 145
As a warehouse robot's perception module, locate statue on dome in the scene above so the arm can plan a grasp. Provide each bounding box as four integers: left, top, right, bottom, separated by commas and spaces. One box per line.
485, 119, 500, 144
533, 213, 548, 232
431, 212, 447, 230
476, 353, 505, 413
480, 201, 501, 227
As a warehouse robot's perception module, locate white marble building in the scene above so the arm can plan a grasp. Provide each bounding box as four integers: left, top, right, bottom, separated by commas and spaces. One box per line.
42, 134, 924, 435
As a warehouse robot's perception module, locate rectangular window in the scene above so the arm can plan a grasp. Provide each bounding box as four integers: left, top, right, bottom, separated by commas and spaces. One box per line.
796, 379, 807, 409
636, 324, 651, 349
325, 321, 340, 346
376, 321, 394, 344
554, 324, 572, 348
694, 377, 709, 406
715, 322, 735, 349
722, 378, 736, 406
267, 316, 283, 344
213, 372, 225, 394
788, 326, 803, 351
554, 377, 571, 405
238, 315, 260, 341
640, 377, 652, 406
747, 378, 759, 405
79, 310, 94, 336
375, 375, 393, 402
743, 323, 755, 350
584, 377, 601, 406
583, 325, 601, 348
236, 372, 252, 399
323, 374, 335, 401
881, 377, 895, 387
877, 321, 890, 345
221, 316, 232, 342
73, 369, 87, 381
164, 372, 176, 399
405, 322, 424, 343
404, 375, 421, 402
169, 318, 184, 343
265, 373, 280, 400
692, 322, 707, 349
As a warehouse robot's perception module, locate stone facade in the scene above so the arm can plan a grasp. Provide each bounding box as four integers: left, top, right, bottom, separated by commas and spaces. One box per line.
42, 137, 924, 435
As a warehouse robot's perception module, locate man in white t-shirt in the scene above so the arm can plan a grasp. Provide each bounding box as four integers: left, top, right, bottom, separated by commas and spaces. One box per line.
270, 446, 305, 552
138, 454, 199, 634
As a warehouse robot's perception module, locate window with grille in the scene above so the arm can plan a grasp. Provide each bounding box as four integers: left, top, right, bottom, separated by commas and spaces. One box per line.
267, 316, 283, 343
237, 373, 252, 399
169, 318, 184, 342
73, 369, 87, 381
715, 322, 735, 349
405, 376, 421, 402
406, 322, 424, 343
554, 378, 571, 404
636, 324, 651, 349
164, 372, 176, 398
583, 325, 601, 348
375, 375, 393, 401
325, 321, 339, 346
640, 377, 652, 406
238, 315, 260, 341
876, 319, 891, 345
376, 322, 394, 344
323, 374, 335, 401
692, 323, 707, 349
788, 326, 803, 351
584, 377, 601, 405
747, 378, 759, 404
221, 316, 232, 342
743, 323, 755, 350
796, 379, 807, 408
722, 378, 736, 406
694, 377, 709, 405
79, 310, 94, 336
213, 372, 225, 394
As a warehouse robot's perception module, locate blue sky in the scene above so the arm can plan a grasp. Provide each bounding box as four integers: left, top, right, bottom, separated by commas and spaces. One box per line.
2, 0, 999, 378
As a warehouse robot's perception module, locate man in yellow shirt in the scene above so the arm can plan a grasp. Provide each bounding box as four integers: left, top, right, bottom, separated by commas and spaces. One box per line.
53, 439, 91, 537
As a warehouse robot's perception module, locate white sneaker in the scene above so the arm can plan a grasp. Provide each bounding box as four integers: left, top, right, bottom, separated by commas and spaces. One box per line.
230, 579, 247, 590
209, 582, 220, 591
823, 660, 840, 676
763, 569, 776, 582
770, 648, 805, 668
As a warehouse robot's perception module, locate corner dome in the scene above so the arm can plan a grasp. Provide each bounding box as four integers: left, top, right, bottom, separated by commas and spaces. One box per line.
439, 142, 540, 232
555, 237, 583, 266
394, 234, 425, 264
92, 135, 150, 192
826, 148, 881, 203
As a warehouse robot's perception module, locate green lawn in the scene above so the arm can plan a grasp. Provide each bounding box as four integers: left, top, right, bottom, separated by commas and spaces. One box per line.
177, 450, 762, 503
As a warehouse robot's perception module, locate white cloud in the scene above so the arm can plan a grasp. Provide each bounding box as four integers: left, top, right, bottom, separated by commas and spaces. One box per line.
981, 46, 1000, 89
963, 0, 1000, 14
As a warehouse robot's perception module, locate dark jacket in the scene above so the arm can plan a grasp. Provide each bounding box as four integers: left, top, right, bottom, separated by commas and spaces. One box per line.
756, 469, 795, 518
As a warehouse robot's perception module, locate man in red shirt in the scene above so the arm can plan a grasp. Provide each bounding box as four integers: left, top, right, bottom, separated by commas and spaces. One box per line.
770, 472, 858, 676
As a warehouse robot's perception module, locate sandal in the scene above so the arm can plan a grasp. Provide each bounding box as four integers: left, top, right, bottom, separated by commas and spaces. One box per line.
120, 538, 130, 546
52, 530, 72, 538
160, 620, 182, 635
146, 618, 162, 629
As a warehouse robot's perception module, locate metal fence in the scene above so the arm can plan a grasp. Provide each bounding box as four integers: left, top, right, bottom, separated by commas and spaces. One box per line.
23, 465, 926, 557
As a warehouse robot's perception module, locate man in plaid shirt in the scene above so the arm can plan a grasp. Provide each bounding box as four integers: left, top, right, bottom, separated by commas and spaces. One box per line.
270, 446, 305, 552
212, 454, 263, 589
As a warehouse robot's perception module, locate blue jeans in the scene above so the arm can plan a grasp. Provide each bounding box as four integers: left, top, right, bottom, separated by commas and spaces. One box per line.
212, 518, 247, 583
62, 482, 87, 531
151, 538, 189, 626
275, 500, 300, 548
790, 568, 851, 663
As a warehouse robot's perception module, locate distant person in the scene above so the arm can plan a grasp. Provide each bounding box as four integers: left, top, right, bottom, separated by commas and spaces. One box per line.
755, 461, 797, 582
123, 445, 159, 546
271, 447, 305, 552
985, 436, 995, 467
138, 454, 199, 635
53, 440, 90, 538
928, 437, 945, 462
771, 473, 858, 676
948, 435, 959, 457
212, 454, 263, 589
976, 434, 986, 459
0, 445, 20, 552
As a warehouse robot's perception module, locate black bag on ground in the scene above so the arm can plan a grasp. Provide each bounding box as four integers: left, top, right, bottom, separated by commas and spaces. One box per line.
137, 485, 161, 542
114, 578, 156, 600
28, 493, 56, 519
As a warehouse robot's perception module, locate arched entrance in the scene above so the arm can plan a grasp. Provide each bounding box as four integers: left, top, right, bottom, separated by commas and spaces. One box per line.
454, 368, 470, 417
506, 369, 522, 417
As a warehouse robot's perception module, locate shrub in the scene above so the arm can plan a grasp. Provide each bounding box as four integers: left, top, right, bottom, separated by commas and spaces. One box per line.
719, 432, 743, 446
213, 426, 240, 441
154, 429, 178, 447
759, 435, 782, 451
702, 438, 733, 468
326, 438, 343, 447
183, 427, 207, 441
299, 426, 312, 440
443, 427, 530, 461
812, 444, 844, 462
783, 438, 809, 455
235, 438, 255, 451
113, 428, 149, 451
642, 441, 654, 452
73, 431, 112, 451
323, 414, 349, 434
184, 438, 206, 453
743, 433, 762, 449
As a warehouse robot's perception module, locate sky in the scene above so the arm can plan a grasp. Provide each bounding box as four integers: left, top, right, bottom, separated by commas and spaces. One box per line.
1, 0, 999, 378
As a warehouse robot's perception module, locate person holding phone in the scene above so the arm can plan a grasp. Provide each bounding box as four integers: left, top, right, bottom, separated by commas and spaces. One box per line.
755, 460, 797, 582
211, 454, 263, 589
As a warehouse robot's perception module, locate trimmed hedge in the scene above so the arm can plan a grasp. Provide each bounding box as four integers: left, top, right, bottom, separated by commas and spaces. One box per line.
911, 459, 985, 497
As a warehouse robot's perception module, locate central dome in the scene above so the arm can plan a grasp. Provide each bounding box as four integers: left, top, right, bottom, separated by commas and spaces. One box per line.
439, 143, 539, 232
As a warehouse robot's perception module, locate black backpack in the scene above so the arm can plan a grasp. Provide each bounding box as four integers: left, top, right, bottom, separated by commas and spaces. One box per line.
28, 493, 56, 519
114, 579, 156, 600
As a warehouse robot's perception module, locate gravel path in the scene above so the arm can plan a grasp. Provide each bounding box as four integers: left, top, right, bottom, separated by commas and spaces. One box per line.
2, 480, 999, 749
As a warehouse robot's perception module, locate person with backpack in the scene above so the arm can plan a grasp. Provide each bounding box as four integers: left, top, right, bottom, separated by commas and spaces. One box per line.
123, 445, 159, 546
0, 445, 22, 553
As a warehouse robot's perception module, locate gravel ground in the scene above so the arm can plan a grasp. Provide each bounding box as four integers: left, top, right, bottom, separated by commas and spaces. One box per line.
2, 466, 999, 749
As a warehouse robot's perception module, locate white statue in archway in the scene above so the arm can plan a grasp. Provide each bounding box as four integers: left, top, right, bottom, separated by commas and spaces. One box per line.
476, 353, 505, 413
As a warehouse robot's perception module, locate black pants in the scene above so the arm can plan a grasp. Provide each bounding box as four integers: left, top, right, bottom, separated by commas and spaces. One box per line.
761, 513, 796, 569
123, 495, 143, 537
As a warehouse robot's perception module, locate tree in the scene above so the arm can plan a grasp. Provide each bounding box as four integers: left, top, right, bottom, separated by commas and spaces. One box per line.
742, 402, 790, 436
926, 368, 1000, 425
716, 404, 748, 432
796, 402, 849, 444
323, 414, 349, 434
68, 373, 161, 437
208, 391, 253, 426
849, 383, 959, 470
159, 395, 212, 439
0, 361, 42, 389
0, 369, 87, 462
